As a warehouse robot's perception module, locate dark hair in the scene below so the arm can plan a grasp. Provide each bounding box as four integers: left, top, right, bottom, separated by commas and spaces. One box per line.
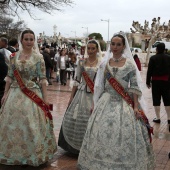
60, 49, 65, 56
133, 54, 138, 59
156, 43, 165, 53
46, 45, 50, 49
88, 40, 98, 49
8, 38, 18, 46
112, 34, 125, 45
21, 29, 35, 40
0, 37, 8, 44
41, 47, 45, 51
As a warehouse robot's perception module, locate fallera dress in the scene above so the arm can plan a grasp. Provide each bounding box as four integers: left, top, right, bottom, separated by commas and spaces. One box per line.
0, 51, 57, 166
78, 58, 155, 170
58, 59, 101, 154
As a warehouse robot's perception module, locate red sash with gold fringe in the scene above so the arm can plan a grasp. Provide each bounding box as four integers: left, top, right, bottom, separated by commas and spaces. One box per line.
11, 53, 52, 120
82, 71, 94, 94
105, 66, 153, 143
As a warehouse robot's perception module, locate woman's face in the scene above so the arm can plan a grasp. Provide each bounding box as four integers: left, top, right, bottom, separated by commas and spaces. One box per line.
21, 33, 35, 50
110, 36, 125, 56
61, 50, 66, 56
87, 43, 98, 58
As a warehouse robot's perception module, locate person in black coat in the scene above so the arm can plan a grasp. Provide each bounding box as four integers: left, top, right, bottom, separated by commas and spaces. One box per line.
0, 52, 8, 108
133, 49, 141, 71
7, 38, 19, 53
146, 43, 170, 131
42, 47, 53, 85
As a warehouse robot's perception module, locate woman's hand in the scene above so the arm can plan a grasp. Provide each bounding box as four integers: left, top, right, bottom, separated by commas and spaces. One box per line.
44, 100, 49, 106
68, 96, 73, 106
90, 103, 94, 114
43, 96, 49, 106
133, 94, 140, 119
134, 107, 141, 119
1, 94, 7, 105
90, 107, 93, 114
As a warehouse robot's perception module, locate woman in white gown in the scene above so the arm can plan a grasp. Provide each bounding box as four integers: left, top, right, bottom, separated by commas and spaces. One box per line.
78, 32, 155, 169
0, 29, 56, 166
58, 40, 102, 154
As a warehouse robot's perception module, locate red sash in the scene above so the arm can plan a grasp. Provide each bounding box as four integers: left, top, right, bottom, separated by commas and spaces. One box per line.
82, 70, 94, 94
105, 67, 153, 143
11, 54, 52, 120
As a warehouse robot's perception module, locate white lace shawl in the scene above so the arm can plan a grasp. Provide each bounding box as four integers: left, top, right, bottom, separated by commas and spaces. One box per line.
94, 32, 147, 113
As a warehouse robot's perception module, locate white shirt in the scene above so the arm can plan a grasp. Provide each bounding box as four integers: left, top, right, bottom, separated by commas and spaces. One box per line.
54, 53, 59, 62
0, 48, 11, 65
60, 56, 66, 69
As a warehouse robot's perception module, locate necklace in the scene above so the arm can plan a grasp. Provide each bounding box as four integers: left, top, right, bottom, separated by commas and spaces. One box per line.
88, 58, 97, 67
20, 53, 31, 60
112, 56, 123, 62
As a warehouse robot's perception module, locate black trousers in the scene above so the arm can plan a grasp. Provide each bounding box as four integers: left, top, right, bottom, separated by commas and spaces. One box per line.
152, 80, 170, 106
60, 69, 67, 84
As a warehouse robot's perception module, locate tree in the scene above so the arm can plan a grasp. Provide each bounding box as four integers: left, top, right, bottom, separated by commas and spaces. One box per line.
99, 40, 106, 51
88, 33, 103, 40
88, 33, 106, 51
0, 0, 74, 18
131, 17, 170, 66
0, 16, 26, 39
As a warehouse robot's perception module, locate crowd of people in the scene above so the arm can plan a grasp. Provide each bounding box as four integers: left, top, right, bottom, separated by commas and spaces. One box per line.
39, 44, 81, 86
0, 29, 170, 169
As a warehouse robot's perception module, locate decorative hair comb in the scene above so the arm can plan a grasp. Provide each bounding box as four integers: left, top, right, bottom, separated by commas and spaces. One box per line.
113, 31, 126, 37
88, 39, 99, 43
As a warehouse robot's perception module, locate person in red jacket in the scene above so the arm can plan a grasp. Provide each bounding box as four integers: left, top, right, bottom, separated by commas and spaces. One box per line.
133, 49, 141, 71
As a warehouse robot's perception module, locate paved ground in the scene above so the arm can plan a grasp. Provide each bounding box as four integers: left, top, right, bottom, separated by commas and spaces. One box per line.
0, 66, 170, 170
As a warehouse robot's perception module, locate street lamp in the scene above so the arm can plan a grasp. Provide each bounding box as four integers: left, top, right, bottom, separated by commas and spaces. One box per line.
101, 19, 110, 42
71, 31, 76, 42
82, 27, 88, 37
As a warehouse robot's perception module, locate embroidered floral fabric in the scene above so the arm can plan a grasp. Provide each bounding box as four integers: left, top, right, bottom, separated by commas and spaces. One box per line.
0, 52, 57, 166
59, 60, 100, 153
78, 60, 155, 170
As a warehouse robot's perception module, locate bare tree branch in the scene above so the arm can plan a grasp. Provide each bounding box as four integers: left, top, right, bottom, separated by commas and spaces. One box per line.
0, 15, 26, 39
0, 0, 74, 18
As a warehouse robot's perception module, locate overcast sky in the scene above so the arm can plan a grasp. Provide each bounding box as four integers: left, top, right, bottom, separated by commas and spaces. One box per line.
19, 0, 170, 41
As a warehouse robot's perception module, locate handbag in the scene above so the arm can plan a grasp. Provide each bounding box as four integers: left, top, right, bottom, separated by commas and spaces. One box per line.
66, 63, 74, 72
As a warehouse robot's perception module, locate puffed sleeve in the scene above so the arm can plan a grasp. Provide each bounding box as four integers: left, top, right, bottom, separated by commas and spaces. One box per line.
74, 60, 83, 86
5, 55, 15, 83
36, 55, 48, 85
128, 63, 142, 97
7, 57, 14, 79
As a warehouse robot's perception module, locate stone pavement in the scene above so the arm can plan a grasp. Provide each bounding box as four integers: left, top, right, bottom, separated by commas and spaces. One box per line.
0, 67, 170, 170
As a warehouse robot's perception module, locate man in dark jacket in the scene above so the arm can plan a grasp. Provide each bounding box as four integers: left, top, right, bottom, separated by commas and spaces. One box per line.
42, 47, 53, 85
146, 43, 170, 131
49, 47, 55, 78
0, 37, 11, 65
7, 38, 19, 53
0, 52, 8, 108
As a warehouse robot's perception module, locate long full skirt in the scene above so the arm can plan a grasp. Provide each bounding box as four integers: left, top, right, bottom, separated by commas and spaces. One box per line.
78, 93, 155, 170
0, 87, 57, 166
58, 88, 92, 154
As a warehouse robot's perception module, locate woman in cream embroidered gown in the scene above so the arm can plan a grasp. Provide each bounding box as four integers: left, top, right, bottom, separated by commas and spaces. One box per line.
78, 33, 155, 169
58, 40, 102, 154
0, 29, 56, 166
